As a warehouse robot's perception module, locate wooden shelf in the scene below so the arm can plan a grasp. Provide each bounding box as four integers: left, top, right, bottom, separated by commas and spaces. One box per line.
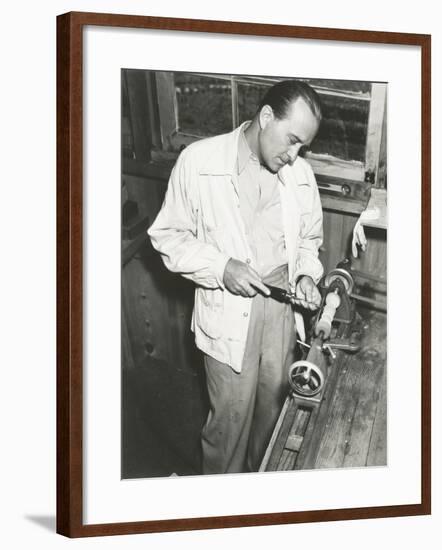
360, 188, 387, 230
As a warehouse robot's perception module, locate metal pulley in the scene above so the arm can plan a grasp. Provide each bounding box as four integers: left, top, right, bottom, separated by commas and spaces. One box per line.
288, 360, 325, 398
324, 268, 354, 295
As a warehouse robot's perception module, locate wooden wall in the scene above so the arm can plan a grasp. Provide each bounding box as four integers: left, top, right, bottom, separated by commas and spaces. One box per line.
122, 174, 198, 372
320, 208, 386, 303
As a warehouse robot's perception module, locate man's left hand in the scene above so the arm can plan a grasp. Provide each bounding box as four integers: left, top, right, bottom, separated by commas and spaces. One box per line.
294, 276, 321, 310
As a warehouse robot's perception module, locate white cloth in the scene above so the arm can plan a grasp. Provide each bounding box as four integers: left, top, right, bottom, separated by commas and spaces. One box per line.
148, 122, 323, 372
351, 205, 381, 257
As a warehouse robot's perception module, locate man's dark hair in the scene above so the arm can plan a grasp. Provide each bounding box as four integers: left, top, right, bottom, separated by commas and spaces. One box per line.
258, 80, 322, 121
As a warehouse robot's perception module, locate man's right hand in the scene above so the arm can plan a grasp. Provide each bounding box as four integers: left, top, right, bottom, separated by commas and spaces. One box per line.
223, 258, 270, 298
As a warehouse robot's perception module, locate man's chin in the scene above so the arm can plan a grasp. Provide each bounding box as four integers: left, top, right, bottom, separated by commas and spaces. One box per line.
265, 161, 281, 174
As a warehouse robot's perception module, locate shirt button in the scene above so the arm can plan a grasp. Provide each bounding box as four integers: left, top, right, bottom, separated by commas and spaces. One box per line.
243, 312, 248, 317
246, 258, 251, 264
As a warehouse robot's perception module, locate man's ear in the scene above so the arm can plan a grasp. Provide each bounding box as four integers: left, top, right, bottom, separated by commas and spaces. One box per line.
259, 104, 274, 129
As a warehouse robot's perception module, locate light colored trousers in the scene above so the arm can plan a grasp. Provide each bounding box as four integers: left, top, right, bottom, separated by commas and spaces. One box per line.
201, 265, 297, 474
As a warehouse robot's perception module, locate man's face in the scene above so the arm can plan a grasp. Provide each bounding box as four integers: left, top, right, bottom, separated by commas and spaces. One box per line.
257, 97, 320, 173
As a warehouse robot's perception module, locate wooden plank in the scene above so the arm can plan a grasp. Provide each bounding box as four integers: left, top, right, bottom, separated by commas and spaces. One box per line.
317, 174, 371, 209
313, 360, 361, 468
122, 232, 149, 266
307, 153, 365, 181
314, 312, 386, 468
122, 257, 170, 368
279, 449, 297, 470
259, 395, 292, 471
155, 71, 178, 147
361, 189, 387, 230
342, 357, 384, 468
292, 338, 334, 470
231, 77, 239, 128
121, 307, 135, 370
293, 407, 311, 437
353, 228, 387, 287
365, 83, 387, 186
321, 209, 345, 276
366, 367, 387, 466
265, 396, 299, 471
295, 352, 349, 470
125, 69, 152, 163
166, 289, 184, 368
376, 95, 387, 189
320, 195, 364, 215
145, 71, 162, 150
286, 434, 304, 452
275, 409, 310, 470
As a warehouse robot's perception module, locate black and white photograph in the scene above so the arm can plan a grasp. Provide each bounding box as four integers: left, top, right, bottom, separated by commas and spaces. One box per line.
121, 70, 388, 479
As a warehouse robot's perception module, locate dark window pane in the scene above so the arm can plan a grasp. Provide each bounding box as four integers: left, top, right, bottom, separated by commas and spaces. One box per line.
238, 82, 269, 123
312, 93, 370, 162
300, 79, 371, 162
174, 74, 232, 137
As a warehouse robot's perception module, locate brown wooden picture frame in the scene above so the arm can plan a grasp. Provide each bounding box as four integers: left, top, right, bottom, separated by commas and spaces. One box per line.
57, 11, 431, 538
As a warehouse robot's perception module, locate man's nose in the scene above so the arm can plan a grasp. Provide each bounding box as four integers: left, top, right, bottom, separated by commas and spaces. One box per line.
287, 144, 302, 162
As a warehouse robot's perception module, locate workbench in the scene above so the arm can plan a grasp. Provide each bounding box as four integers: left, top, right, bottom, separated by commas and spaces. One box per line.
261, 310, 386, 471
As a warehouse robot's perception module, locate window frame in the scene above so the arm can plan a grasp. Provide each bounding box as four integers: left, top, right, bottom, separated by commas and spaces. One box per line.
154, 72, 387, 186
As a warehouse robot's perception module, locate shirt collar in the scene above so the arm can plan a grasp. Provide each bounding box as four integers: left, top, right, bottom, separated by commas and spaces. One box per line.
198, 122, 247, 176
237, 122, 260, 175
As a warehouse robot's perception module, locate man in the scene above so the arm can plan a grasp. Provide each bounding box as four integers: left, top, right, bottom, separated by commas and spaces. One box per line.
148, 80, 323, 474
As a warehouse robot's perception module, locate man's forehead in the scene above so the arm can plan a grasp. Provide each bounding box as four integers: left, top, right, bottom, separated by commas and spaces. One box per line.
281, 98, 320, 143
284, 96, 318, 122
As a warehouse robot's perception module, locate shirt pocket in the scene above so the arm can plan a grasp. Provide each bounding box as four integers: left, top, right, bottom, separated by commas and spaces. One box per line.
195, 287, 224, 339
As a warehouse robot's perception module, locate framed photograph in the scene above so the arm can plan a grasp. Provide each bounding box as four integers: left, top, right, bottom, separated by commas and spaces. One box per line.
57, 11, 431, 537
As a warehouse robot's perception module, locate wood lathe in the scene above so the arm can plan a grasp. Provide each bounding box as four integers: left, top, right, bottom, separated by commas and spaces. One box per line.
260, 260, 364, 472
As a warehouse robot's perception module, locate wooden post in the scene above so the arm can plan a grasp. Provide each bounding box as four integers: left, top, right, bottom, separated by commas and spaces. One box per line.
125, 69, 152, 163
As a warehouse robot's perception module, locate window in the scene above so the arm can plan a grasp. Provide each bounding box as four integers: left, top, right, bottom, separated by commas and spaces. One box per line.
123, 70, 386, 188
302, 81, 371, 163
159, 72, 386, 185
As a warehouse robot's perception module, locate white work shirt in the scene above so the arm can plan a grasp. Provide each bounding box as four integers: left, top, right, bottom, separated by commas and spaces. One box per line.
148, 122, 323, 372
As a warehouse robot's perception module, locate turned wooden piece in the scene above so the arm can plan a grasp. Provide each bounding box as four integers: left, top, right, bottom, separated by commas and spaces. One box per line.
315, 290, 341, 339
